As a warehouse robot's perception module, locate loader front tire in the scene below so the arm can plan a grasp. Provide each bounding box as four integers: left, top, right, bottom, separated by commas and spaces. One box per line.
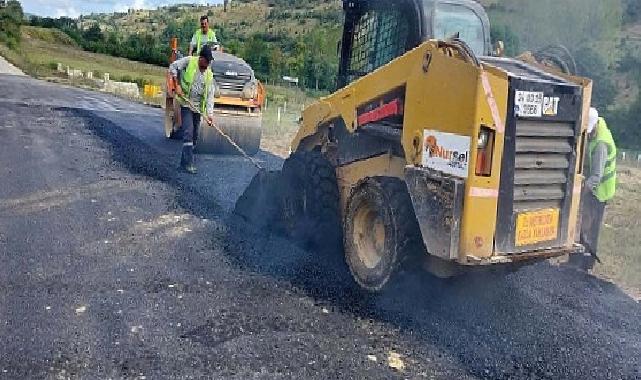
344, 177, 423, 292
278, 150, 342, 252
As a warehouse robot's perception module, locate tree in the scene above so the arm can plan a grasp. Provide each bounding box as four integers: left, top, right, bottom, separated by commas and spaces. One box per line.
487, 0, 624, 140
241, 34, 271, 80
0, 0, 23, 49
83, 24, 104, 43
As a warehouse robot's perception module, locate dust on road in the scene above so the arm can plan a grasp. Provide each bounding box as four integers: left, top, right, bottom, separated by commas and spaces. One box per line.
0, 74, 640, 379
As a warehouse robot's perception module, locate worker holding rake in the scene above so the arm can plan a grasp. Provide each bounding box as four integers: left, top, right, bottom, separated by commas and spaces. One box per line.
169, 45, 215, 174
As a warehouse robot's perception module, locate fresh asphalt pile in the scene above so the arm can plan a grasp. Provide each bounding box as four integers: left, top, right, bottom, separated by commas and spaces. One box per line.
0, 74, 640, 379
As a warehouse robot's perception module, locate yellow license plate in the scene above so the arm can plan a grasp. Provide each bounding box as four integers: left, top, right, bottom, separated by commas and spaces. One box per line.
515, 209, 560, 247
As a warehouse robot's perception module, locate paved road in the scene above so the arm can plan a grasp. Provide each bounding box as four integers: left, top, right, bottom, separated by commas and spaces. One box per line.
0, 74, 640, 379
0, 56, 24, 76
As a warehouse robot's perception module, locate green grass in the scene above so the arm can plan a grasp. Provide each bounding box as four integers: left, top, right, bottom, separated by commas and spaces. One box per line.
264, 85, 321, 132
0, 26, 167, 89
593, 165, 641, 294
260, 85, 322, 156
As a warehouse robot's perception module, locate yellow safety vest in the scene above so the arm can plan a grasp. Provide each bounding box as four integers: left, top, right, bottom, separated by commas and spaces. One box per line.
180, 57, 214, 115
194, 29, 217, 56
588, 117, 617, 202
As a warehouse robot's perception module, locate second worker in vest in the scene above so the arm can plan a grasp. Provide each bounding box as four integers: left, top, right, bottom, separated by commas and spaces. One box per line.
169, 45, 215, 174
572, 107, 617, 270
189, 15, 218, 56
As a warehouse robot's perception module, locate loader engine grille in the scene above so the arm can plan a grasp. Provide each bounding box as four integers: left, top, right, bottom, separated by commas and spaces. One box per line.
513, 120, 575, 212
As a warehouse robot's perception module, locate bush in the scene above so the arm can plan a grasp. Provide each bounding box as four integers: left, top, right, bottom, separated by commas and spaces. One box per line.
0, 0, 23, 50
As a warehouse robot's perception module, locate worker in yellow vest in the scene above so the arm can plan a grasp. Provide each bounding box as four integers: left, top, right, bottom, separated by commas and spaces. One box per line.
573, 107, 617, 270
169, 45, 215, 174
188, 15, 218, 56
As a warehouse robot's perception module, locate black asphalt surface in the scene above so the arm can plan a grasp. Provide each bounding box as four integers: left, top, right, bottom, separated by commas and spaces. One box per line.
0, 74, 640, 380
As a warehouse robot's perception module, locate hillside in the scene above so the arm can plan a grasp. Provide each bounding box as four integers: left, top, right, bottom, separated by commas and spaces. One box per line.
82, 1, 343, 54
19, 0, 641, 148
0, 26, 166, 86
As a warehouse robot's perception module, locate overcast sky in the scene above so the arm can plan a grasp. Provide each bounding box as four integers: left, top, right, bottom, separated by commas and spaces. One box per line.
21, 0, 223, 18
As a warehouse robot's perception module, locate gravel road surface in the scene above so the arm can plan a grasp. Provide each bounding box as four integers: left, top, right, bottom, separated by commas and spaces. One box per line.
0, 74, 640, 379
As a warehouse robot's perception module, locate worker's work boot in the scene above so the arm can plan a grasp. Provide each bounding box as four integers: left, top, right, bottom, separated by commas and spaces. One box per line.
180, 145, 197, 175
185, 164, 197, 174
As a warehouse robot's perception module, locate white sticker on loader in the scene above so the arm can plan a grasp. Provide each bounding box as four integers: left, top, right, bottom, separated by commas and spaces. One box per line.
423, 130, 471, 178
515, 90, 544, 117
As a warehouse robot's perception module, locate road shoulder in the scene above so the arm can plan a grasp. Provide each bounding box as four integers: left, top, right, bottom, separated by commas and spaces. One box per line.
0, 55, 25, 76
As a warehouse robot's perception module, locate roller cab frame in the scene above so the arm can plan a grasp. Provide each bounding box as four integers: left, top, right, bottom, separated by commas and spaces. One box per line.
165, 38, 265, 155
290, 0, 590, 285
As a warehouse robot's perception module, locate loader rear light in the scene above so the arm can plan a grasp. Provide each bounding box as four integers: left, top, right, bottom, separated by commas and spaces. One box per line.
475, 126, 495, 177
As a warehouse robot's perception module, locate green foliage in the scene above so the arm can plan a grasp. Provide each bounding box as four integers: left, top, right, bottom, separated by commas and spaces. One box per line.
485, 0, 641, 147
82, 24, 103, 43
23, 26, 78, 46
487, 0, 622, 55
574, 46, 618, 110
241, 34, 270, 78
29, 16, 169, 66
611, 56, 641, 148
0, 0, 23, 50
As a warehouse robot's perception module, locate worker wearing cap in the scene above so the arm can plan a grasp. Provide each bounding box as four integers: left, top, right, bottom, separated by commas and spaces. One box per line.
189, 15, 218, 57
573, 107, 617, 269
169, 45, 215, 174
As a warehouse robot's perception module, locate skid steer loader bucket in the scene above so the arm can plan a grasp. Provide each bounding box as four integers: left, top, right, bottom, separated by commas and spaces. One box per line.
234, 169, 283, 231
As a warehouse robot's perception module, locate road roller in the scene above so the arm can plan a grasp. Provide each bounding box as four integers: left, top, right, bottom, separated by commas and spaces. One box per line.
164, 38, 265, 155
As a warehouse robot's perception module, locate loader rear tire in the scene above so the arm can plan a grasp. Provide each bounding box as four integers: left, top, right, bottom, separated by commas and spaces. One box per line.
195, 114, 262, 156
344, 177, 423, 292
278, 150, 342, 252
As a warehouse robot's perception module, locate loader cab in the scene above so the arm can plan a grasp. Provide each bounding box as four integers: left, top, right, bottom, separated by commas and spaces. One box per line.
338, 0, 492, 88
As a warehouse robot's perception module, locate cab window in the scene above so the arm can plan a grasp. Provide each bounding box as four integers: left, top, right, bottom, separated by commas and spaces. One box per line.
347, 7, 411, 83
434, 3, 486, 56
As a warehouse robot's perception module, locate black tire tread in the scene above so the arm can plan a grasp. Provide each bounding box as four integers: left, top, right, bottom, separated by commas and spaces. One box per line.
280, 150, 341, 250
378, 177, 423, 268
344, 176, 423, 291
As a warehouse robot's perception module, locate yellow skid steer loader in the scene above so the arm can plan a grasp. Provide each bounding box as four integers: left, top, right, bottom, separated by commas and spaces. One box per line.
236, 0, 591, 292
